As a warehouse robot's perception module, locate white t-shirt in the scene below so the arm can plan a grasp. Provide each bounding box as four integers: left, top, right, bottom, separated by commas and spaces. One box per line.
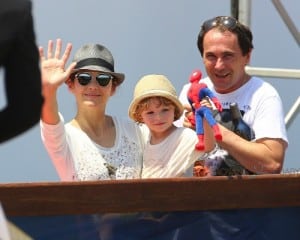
178, 76, 288, 142
141, 125, 203, 178
176, 76, 288, 175
40, 114, 147, 181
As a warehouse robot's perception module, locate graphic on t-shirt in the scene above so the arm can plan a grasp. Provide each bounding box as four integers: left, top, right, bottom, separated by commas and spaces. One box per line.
206, 108, 255, 176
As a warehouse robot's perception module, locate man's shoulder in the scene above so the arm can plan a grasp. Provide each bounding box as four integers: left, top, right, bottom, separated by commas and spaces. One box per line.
249, 76, 280, 95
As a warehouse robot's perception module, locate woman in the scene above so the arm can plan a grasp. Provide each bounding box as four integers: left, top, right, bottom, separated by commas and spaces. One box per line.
40, 39, 146, 181
39, 39, 210, 239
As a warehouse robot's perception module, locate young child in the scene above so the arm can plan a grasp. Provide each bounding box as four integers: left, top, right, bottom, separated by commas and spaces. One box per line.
128, 74, 215, 178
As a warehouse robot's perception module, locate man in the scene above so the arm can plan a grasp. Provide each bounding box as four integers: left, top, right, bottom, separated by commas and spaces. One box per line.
174, 16, 289, 240
177, 16, 288, 176
0, 0, 43, 143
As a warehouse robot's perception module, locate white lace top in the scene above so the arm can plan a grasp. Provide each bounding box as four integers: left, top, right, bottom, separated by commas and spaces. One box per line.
40, 114, 147, 181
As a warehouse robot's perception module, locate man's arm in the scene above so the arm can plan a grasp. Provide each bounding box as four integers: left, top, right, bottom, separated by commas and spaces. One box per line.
181, 101, 287, 174
218, 124, 287, 173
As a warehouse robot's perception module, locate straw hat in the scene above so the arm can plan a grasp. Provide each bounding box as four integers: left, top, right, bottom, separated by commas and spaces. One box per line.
128, 74, 183, 122
72, 43, 125, 85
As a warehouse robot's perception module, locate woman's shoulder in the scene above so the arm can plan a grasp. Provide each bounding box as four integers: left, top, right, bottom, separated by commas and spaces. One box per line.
111, 116, 143, 137
112, 116, 147, 147
111, 115, 137, 128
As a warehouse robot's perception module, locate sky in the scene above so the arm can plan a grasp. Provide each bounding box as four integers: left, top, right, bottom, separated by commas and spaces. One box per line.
0, 0, 299, 182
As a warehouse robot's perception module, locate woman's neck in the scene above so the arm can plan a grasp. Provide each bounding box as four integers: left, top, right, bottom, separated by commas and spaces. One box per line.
72, 114, 115, 146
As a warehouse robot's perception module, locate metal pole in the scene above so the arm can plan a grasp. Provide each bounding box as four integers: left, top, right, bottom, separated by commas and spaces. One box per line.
245, 66, 300, 79
238, 0, 252, 27
271, 0, 300, 46
231, 0, 239, 19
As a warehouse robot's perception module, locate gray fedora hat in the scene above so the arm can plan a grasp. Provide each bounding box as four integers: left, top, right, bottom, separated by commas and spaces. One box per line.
72, 43, 125, 85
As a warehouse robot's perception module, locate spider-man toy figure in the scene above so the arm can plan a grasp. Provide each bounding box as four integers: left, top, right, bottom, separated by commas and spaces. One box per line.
187, 69, 223, 150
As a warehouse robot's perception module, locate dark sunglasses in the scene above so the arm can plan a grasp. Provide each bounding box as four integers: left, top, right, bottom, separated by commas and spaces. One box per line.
75, 72, 113, 86
201, 16, 238, 33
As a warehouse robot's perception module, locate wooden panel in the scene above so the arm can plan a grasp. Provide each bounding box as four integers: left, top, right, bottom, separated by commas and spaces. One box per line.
0, 174, 300, 216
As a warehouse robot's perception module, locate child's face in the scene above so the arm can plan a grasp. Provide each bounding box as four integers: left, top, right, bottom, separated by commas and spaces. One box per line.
141, 98, 175, 134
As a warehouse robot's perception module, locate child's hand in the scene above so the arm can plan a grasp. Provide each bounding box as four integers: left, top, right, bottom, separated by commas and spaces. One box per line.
193, 160, 210, 177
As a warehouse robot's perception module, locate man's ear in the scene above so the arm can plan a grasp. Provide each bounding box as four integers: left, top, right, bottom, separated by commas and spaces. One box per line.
245, 49, 252, 65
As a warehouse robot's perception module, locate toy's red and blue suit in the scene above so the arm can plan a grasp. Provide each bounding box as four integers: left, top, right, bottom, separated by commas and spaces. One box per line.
187, 70, 223, 150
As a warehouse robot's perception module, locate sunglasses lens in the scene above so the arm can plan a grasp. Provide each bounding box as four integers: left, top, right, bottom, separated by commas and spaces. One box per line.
76, 73, 91, 85
203, 18, 216, 30
75, 73, 113, 86
96, 74, 112, 86
203, 16, 237, 32
221, 17, 236, 28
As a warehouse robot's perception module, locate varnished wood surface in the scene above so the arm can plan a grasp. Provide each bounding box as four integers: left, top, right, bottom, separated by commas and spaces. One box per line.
0, 174, 299, 216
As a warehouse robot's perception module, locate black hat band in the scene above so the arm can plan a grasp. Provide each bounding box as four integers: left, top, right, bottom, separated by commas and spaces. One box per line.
75, 58, 114, 72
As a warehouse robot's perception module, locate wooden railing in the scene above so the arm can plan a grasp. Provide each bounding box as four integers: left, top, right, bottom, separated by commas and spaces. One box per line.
0, 173, 300, 217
